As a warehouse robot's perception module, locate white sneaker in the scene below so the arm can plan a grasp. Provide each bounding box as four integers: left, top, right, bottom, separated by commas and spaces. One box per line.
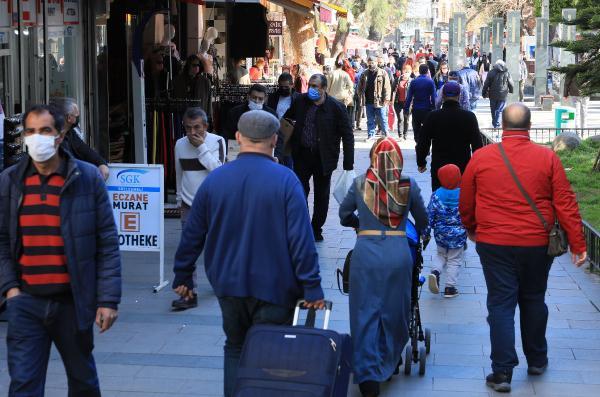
428, 271, 440, 294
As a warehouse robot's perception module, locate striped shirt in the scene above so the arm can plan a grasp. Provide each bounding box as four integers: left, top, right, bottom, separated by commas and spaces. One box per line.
18, 161, 70, 296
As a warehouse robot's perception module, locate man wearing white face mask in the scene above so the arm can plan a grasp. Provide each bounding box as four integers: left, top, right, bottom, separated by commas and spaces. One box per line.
0, 104, 121, 396
224, 84, 285, 163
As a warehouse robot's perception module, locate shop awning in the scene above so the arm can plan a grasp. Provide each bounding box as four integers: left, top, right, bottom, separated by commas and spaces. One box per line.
205, 0, 270, 7
321, 2, 347, 18
206, 0, 315, 13
327, 32, 379, 51
269, 0, 318, 15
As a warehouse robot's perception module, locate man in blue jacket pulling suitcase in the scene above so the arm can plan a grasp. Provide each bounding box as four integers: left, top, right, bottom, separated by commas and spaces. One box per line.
172, 110, 325, 397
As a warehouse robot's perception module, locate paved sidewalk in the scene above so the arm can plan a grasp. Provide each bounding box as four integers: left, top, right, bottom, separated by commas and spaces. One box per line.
1, 105, 599, 396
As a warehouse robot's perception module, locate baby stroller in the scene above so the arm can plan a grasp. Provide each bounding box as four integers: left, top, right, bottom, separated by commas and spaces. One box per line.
404, 220, 431, 376
335, 221, 432, 375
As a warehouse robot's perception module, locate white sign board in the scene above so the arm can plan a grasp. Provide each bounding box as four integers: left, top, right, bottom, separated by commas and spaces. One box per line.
63, 0, 80, 25
18, 0, 36, 26
106, 164, 168, 291
38, 0, 64, 27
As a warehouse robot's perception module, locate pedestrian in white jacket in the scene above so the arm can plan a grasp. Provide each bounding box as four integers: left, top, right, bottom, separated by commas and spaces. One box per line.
172, 107, 226, 310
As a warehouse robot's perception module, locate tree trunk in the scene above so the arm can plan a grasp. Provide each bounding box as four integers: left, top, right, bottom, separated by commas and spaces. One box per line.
330, 17, 349, 60
593, 147, 600, 172
284, 10, 317, 66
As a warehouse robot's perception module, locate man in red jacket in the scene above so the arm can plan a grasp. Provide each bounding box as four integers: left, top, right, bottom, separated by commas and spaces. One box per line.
459, 103, 587, 393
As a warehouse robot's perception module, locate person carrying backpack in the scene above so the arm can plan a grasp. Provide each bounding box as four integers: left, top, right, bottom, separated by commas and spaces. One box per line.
482, 59, 514, 128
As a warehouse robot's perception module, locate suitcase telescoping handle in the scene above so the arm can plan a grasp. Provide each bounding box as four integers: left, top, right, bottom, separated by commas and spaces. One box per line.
293, 300, 333, 330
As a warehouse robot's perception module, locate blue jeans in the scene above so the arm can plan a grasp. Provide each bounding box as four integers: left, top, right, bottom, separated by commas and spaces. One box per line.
470, 97, 479, 111
365, 104, 388, 137
489, 99, 506, 128
218, 297, 294, 397
5, 293, 100, 397
476, 243, 553, 374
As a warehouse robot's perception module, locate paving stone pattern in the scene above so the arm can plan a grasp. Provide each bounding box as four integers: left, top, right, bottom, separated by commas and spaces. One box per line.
1, 102, 599, 396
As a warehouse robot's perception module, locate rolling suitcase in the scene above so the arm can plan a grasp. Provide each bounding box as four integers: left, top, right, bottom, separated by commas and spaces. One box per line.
233, 300, 351, 397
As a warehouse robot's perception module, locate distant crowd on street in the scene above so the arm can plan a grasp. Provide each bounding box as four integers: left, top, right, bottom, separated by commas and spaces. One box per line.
0, 39, 590, 397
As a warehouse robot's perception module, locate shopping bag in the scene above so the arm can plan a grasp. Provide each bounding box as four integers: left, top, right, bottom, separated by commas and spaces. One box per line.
388, 104, 395, 133
279, 118, 295, 156
333, 170, 356, 204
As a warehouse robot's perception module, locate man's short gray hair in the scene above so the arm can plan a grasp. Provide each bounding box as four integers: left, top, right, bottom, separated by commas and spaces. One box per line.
49, 97, 78, 117
495, 59, 506, 67
183, 107, 208, 124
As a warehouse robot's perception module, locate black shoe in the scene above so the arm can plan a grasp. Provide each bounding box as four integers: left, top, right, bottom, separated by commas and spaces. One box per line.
486, 372, 512, 393
359, 381, 380, 397
428, 270, 440, 294
393, 357, 403, 375
527, 363, 548, 375
444, 286, 459, 298
313, 230, 324, 242
171, 294, 198, 310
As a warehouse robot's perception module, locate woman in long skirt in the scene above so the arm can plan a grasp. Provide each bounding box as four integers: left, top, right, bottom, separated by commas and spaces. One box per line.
339, 137, 428, 397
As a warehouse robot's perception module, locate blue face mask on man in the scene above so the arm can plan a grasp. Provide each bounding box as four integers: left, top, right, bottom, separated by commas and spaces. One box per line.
307, 87, 321, 102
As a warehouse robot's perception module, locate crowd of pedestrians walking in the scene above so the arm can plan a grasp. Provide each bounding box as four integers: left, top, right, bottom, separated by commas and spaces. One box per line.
0, 42, 590, 397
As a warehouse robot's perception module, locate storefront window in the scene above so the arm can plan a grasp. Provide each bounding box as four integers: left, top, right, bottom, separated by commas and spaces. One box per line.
0, 0, 83, 116
48, 25, 81, 100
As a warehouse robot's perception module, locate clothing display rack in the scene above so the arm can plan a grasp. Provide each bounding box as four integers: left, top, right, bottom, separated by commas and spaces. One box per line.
145, 98, 207, 195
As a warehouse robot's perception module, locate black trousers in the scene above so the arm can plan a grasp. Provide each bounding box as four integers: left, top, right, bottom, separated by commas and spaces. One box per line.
294, 147, 333, 234
411, 108, 431, 144
346, 105, 355, 128
353, 94, 362, 128
476, 242, 553, 373
393, 101, 409, 138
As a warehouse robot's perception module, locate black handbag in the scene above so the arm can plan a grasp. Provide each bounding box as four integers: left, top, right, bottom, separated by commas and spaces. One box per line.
336, 250, 352, 295
498, 143, 568, 257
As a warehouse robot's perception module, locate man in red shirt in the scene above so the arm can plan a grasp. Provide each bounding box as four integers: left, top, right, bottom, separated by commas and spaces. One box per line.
459, 103, 587, 393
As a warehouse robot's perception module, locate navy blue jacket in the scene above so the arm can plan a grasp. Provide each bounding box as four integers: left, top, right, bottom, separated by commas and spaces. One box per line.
0, 151, 121, 329
172, 152, 324, 308
404, 75, 437, 112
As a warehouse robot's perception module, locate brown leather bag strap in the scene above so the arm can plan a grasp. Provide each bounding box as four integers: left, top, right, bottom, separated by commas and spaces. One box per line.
497, 143, 549, 231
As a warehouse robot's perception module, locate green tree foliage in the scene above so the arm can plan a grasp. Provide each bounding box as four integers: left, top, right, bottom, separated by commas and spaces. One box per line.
342, 0, 408, 41
534, 0, 596, 21
550, 5, 600, 96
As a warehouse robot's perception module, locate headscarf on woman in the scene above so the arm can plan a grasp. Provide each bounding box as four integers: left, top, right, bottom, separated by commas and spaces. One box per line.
363, 137, 410, 229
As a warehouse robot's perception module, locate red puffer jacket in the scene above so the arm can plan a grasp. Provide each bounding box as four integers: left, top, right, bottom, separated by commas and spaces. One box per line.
459, 130, 586, 254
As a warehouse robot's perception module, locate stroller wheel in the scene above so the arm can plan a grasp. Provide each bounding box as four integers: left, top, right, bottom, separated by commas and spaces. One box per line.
418, 346, 427, 376
404, 345, 412, 375
425, 328, 431, 354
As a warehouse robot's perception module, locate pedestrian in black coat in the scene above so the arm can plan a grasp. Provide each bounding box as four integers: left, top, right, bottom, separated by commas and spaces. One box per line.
224, 84, 289, 165
416, 82, 483, 190
283, 74, 354, 241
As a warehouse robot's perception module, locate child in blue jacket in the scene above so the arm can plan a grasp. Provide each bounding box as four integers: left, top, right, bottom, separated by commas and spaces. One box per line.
424, 164, 466, 298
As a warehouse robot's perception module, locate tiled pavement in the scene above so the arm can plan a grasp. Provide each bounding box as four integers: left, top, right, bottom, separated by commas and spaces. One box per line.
1, 102, 599, 396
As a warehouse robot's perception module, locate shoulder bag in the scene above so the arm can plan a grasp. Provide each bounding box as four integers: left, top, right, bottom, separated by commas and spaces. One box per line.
497, 143, 568, 257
